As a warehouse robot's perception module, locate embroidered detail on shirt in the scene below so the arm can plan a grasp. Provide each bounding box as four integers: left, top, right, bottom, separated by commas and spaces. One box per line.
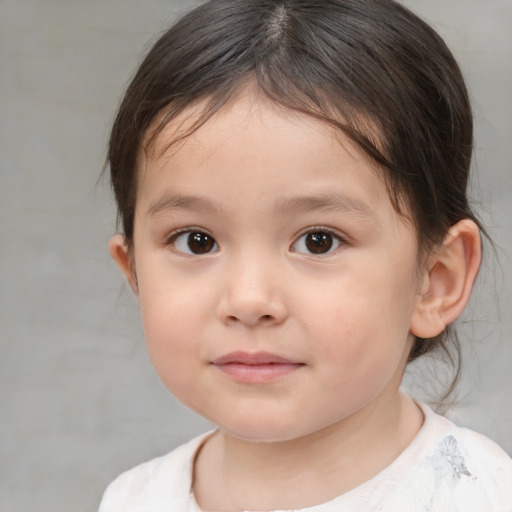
435, 435, 473, 480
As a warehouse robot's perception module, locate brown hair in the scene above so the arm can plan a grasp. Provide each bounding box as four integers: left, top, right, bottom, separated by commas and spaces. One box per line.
108, 0, 486, 394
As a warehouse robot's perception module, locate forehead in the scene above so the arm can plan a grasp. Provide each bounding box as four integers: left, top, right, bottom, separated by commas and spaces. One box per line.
143, 83, 382, 168
137, 90, 403, 227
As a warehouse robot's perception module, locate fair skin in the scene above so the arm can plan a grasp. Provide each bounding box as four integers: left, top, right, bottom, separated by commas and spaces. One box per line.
110, 90, 481, 511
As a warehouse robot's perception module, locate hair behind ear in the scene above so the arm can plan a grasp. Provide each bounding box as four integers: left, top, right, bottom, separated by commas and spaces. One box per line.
407, 219, 481, 405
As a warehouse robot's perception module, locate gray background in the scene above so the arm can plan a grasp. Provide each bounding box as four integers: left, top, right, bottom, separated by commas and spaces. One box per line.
1, 1, 511, 511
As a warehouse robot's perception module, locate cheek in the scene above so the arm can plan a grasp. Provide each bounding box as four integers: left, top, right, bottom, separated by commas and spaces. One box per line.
136, 273, 208, 371
300, 271, 415, 367
137, 257, 211, 327
140, 296, 205, 404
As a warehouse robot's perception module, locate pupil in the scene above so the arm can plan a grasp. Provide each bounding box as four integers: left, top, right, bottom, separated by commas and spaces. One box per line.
305, 232, 333, 254
188, 233, 214, 254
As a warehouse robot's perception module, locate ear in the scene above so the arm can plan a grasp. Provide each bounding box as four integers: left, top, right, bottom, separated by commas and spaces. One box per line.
109, 234, 138, 295
411, 219, 481, 339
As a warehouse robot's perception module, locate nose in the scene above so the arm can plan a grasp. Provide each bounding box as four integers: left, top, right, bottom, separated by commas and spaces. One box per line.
216, 254, 289, 328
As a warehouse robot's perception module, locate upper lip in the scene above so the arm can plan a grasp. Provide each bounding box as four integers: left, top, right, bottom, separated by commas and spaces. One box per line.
211, 351, 301, 365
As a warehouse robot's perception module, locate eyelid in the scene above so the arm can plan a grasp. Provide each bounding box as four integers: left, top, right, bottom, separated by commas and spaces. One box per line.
165, 225, 210, 240
293, 226, 348, 243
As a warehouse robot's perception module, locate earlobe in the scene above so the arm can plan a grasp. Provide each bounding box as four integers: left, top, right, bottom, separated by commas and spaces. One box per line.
109, 234, 138, 295
411, 219, 481, 339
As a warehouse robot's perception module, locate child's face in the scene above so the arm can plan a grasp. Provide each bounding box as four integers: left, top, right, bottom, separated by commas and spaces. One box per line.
118, 92, 426, 442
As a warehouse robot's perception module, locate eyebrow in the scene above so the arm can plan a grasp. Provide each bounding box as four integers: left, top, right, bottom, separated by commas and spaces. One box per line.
147, 192, 374, 219
275, 193, 375, 218
147, 194, 221, 217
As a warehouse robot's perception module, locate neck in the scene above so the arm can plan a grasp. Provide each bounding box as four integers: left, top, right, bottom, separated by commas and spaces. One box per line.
193, 391, 423, 511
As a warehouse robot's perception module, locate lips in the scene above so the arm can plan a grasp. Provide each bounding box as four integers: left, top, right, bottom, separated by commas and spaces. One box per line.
211, 351, 305, 383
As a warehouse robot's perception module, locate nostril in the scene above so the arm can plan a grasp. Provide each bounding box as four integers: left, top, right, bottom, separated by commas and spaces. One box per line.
225, 313, 275, 326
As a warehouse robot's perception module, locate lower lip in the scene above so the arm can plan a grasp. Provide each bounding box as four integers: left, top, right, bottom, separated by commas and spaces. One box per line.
213, 362, 304, 383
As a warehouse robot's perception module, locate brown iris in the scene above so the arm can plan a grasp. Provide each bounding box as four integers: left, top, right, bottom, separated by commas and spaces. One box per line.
305, 232, 334, 254
187, 232, 216, 254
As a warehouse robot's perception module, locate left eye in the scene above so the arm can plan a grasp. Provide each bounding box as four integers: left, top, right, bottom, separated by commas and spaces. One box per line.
170, 231, 218, 255
291, 230, 343, 255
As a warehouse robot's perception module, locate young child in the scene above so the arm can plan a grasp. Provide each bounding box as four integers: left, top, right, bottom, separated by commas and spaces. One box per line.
99, 0, 512, 510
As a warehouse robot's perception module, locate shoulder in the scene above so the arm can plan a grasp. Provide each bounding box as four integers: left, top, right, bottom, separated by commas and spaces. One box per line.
98, 431, 213, 512
423, 403, 512, 483
454, 426, 512, 489
385, 403, 512, 511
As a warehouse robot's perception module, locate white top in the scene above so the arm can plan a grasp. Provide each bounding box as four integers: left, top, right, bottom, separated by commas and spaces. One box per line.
99, 402, 512, 512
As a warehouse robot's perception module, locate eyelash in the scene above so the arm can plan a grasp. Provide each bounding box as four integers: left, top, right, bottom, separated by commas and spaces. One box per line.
165, 226, 348, 256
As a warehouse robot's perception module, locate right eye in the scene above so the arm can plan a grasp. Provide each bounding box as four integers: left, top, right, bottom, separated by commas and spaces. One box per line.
170, 231, 218, 255
291, 229, 344, 256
